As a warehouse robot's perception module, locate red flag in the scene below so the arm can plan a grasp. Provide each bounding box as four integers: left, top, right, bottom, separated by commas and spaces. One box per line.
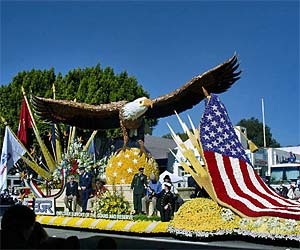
17, 99, 32, 146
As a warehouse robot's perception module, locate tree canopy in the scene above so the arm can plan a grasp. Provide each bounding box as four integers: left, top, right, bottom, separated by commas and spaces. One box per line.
0, 64, 157, 149
237, 117, 280, 148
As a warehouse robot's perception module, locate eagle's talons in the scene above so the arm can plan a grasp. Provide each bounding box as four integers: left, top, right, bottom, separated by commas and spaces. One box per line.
138, 149, 148, 158
116, 146, 129, 155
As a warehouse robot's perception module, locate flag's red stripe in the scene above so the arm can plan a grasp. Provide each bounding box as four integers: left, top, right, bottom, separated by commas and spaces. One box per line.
239, 159, 300, 208
228, 157, 300, 212
204, 151, 300, 219
0, 165, 7, 175
204, 151, 256, 216
222, 156, 266, 209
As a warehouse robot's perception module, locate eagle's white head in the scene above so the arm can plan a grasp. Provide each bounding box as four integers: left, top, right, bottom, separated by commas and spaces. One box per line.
122, 97, 153, 121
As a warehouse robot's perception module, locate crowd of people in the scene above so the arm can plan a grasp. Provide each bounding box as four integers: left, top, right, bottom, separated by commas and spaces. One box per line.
130, 167, 184, 222
62, 165, 187, 222
62, 166, 186, 222
0, 204, 117, 249
274, 176, 300, 200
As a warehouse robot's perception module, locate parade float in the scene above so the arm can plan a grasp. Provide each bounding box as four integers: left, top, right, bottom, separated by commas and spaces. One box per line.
1, 55, 299, 247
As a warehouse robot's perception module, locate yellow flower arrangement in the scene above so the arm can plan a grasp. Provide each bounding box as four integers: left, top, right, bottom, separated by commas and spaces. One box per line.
169, 197, 300, 242
94, 188, 130, 215
105, 148, 159, 184
170, 198, 240, 232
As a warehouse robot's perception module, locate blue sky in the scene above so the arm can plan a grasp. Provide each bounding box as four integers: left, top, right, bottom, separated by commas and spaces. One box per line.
1, 1, 299, 147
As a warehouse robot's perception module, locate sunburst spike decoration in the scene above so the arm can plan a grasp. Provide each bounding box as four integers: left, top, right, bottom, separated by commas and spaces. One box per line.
174, 111, 189, 134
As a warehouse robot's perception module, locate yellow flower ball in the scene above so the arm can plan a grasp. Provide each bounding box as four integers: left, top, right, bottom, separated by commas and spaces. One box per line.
105, 148, 159, 184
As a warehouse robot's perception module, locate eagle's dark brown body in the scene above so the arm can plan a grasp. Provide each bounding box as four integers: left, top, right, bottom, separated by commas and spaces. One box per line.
32, 55, 241, 154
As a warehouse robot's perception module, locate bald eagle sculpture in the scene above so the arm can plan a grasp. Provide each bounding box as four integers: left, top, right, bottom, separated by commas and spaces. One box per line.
32, 55, 241, 154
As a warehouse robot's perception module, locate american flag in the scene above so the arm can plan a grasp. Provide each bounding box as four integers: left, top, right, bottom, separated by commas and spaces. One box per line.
200, 94, 300, 220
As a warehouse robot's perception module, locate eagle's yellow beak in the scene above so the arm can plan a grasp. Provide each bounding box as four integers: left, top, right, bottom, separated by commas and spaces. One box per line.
143, 98, 153, 108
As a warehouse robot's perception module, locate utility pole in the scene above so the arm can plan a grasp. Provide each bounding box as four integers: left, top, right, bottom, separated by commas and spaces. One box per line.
261, 98, 266, 148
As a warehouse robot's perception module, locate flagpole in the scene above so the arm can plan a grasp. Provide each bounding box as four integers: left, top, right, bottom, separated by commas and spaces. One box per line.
21, 86, 38, 130
21, 87, 56, 171
261, 97, 266, 148
0, 115, 38, 162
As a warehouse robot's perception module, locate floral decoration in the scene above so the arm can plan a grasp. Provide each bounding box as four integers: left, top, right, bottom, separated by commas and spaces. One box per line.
93, 186, 131, 216
105, 148, 159, 184
52, 140, 114, 183
37, 215, 168, 234
169, 197, 300, 242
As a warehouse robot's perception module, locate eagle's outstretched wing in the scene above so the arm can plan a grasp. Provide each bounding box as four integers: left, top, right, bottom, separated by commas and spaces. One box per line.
145, 54, 240, 119
31, 96, 127, 129
32, 54, 240, 130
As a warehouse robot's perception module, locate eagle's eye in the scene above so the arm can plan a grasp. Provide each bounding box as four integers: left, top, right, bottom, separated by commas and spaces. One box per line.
139, 100, 143, 104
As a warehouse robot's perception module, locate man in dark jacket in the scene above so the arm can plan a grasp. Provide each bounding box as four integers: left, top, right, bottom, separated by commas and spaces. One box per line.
159, 182, 174, 222
79, 167, 93, 212
131, 167, 147, 214
64, 175, 79, 212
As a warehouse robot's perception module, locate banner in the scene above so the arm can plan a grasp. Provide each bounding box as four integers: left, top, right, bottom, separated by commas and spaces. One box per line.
17, 99, 33, 147
23, 197, 55, 215
0, 126, 26, 190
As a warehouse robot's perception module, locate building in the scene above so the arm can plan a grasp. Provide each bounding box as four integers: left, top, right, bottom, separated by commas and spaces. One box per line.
144, 134, 176, 171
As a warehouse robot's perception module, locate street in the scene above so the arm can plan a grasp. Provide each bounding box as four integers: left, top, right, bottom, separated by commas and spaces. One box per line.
44, 226, 296, 250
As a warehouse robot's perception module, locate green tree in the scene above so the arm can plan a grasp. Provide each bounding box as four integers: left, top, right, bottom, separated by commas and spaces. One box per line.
162, 132, 188, 141
0, 64, 158, 154
236, 117, 280, 148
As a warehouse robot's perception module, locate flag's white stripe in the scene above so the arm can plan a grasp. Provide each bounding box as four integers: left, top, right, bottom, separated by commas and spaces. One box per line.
229, 158, 276, 208
215, 153, 300, 215
230, 157, 300, 209
245, 162, 300, 206
29, 180, 44, 198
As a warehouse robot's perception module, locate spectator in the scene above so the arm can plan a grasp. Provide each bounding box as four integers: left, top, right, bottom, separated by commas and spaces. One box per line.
296, 176, 300, 188
288, 152, 296, 163
38, 235, 80, 249
66, 235, 80, 249
287, 184, 296, 200
28, 222, 49, 248
159, 182, 174, 222
163, 175, 184, 212
294, 187, 300, 200
130, 167, 147, 215
64, 175, 79, 212
96, 236, 117, 249
79, 167, 93, 213
142, 173, 162, 216
277, 183, 289, 198
1, 204, 36, 249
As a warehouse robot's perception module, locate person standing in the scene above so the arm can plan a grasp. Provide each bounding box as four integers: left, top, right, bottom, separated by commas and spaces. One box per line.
79, 167, 93, 212
130, 167, 147, 214
142, 173, 162, 216
64, 175, 79, 212
163, 175, 184, 212
296, 176, 300, 188
159, 182, 174, 222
